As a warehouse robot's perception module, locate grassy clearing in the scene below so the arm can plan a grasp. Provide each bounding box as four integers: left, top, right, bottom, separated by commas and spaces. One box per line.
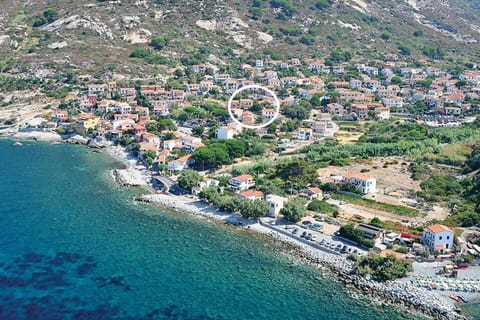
11, 10, 26, 25
331, 193, 419, 217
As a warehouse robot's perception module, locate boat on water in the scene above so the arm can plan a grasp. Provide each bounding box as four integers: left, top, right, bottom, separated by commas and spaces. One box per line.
458, 295, 469, 303
449, 294, 461, 302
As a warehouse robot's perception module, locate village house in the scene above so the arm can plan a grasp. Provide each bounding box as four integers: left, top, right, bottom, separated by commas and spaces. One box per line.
422, 224, 454, 254
355, 223, 383, 239
299, 187, 323, 200
327, 103, 345, 116
266, 194, 288, 218
168, 154, 193, 174
192, 177, 220, 195
342, 172, 376, 194
262, 108, 276, 120
217, 126, 238, 140
280, 77, 299, 87
297, 127, 313, 141
229, 174, 255, 191
238, 190, 264, 200
88, 84, 107, 95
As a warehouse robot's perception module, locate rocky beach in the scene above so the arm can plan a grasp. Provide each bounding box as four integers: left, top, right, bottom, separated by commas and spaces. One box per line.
135, 193, 466, 320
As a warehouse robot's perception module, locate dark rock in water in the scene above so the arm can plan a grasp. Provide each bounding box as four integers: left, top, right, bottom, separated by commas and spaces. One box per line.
23, 252, 44, 263
76, 262, 97, 276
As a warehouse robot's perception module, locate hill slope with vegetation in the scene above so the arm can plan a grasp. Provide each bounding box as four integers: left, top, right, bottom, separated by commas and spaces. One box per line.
0, 0, 479, 81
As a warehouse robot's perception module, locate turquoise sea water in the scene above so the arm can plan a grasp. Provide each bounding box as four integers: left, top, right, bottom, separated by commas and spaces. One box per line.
0, 139, 470, 319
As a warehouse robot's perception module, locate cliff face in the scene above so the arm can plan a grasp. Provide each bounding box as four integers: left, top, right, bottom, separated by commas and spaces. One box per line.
0, 0, 479, 78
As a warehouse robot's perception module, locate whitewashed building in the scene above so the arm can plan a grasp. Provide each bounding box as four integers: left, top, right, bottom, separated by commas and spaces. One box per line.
422, 224, 454, 253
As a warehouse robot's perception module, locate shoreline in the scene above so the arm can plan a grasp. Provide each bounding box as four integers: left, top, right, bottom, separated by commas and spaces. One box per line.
135, 193, 468, 320
0, 133, 473, 320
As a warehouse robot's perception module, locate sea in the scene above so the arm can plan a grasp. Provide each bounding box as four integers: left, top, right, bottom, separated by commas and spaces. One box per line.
0, 139, 477, 320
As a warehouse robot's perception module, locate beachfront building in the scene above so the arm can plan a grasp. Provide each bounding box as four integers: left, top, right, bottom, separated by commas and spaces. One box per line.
422, 224, 454, 254
266, 194, 288, 218
167, 154, 192, 174
342, 172, 376, 194
238, 190, 264, 200
355, 223, 383, 239
229, 174, 255, 191
192, 177, 220, 195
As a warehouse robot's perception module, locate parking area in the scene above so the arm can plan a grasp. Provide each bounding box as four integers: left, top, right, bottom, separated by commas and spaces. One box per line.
261, 217, 368, 257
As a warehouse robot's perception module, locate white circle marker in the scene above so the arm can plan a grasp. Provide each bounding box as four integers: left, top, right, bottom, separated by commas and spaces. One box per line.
227, 84, 280, 129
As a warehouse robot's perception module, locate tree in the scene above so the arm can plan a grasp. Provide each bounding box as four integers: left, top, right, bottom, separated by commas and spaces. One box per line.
239, 199, 269, 219
150, 36, 168, 50
192, 126, 205, 137
369, 217, 383, 228
398, 45, 411, 56
177, 170, 202, 191
276, 159, 317, 189
142, 151, 157, 167
355, 252, 413, 281
191, 144, 231, 170
391, 76, 402, 85
280, 199, 306, 222
43, 8, 59, 23
307, 199, 336, 213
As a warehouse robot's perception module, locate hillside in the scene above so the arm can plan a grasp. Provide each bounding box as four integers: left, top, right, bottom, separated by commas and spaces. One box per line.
0, 0, 479, 80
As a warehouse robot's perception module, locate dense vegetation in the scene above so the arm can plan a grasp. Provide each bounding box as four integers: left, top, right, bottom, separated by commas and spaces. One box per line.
191, 137, 266, 170
354, 252, 413, 281
280, 198, 306, 222
338, 224, 374, 248
198, 187, 268, 219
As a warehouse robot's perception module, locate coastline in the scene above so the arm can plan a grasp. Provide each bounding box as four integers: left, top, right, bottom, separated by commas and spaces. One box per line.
1, 133, 472, 320
135, 193, 467, 320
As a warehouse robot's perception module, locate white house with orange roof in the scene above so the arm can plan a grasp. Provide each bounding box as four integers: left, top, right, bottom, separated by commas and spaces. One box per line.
422, 224, 454, 253
342, 172, 376, 194
217, 126, 237, 140
168, 154, 192, 173
262, 108, 276, 120
238, 190, 264, 200
229, 174, 255, 191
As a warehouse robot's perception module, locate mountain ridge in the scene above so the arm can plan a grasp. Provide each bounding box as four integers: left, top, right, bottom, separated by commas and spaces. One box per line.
0, 0, 479, 79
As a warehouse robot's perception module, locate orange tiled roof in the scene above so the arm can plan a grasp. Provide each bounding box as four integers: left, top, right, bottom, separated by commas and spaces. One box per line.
426, 224, 452, 234
343, 172, 370, 181
233, 174, 253, 182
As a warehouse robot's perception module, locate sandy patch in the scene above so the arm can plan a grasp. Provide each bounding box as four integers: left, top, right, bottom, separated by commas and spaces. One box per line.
338, 20, 361, 31
256, 31, 273, 43
196, 19, 217, 31
123, 28, 152, 44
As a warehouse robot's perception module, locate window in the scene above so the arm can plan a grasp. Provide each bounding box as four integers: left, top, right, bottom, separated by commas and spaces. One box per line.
446, 244, 449, 249
439, 236, 442, 240
447, 236, 450, 240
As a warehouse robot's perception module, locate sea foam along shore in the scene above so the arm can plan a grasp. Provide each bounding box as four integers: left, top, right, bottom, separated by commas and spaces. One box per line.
135, 193, 465, 320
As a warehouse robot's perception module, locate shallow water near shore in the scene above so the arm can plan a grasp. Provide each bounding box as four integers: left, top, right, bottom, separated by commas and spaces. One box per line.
0, 139, 470, 319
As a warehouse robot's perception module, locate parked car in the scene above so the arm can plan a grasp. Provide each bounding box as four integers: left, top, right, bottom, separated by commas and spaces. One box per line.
312, 223, 322, 230
320, 239, 326, 245
302, 220, 312, 226
301, 231, 308, 238
311, 235, 317, 242
306, 233, 313, 240
315, 217, 324, 222
292, 228, 299, 234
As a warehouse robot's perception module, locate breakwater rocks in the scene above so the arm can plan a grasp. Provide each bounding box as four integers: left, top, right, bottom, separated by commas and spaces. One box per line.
134, 193, 465, 320
266, 233, 465, 320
